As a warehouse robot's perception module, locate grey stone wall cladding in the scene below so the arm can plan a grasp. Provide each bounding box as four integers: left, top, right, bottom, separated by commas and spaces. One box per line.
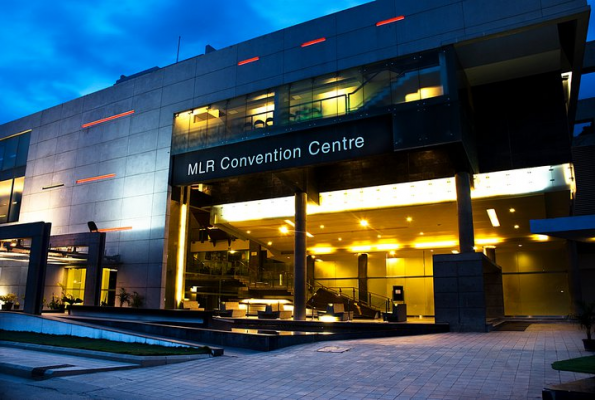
0, 0, 586, 308
433, 253, 505, 332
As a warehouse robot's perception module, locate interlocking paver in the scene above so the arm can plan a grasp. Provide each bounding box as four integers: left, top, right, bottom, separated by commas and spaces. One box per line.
1, 323, 593, 399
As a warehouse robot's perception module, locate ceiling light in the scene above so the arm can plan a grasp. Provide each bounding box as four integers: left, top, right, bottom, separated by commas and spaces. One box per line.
533, 234, 549, 241
309, 247, 335, 255
406, 217, 413, 222
377, 235, 382, 238
419, 232, 424, 236
414, 240, 458, 249
514, 225, 519, 229
338, 238, 342, 241
267, 241, 272, 246
279, 226, 289, 234
351, 245, 372, 252
509, 208, 516, 213
247, 231, 251, 234
475, 238, 502, 245
487, 209, 500, 227
360, 220, 368, 227
376, 244, 399, 251
284, 220, 295, 227
320, 225, 325, 229
306, 232, 314, 238
451, 250, 460, 254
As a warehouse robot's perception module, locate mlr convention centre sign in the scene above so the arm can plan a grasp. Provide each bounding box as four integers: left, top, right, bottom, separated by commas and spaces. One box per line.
171, 115, 393, 185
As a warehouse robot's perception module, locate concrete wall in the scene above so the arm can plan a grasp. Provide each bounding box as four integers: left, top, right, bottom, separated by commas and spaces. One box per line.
0, 0, 587, 308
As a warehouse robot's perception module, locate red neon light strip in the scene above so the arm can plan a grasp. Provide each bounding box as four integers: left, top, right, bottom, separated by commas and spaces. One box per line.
98, 226, 133, 233
301, 37, 326, 47
82, 110, 135, 128
238, 56, 260, 66
376, 15, 405, 26
76, 173, 116, 184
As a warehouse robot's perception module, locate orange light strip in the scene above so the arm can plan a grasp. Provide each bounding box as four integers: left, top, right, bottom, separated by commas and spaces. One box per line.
98, 226, 133, 233
301, 37, 326, 47
76, 173, 116, 184
376, 15, 405, 26
238, 56, 260, 66
81, 110, 135, 128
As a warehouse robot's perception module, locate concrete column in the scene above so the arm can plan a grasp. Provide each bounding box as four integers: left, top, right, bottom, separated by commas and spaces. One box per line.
294, 191, 307, 320
358, 253, 368, 303
24, 223, 52, 315
84, 232, 106, 306
567, 240, 582, 315
307, 255, 315, 293
455, 171, 475, 253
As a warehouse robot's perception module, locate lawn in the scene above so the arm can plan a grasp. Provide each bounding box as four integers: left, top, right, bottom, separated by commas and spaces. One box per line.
0, 330, 211, 356
552, 355, 595, 374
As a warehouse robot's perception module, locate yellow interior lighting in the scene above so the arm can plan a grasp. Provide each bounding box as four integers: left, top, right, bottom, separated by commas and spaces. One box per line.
176, 202, 188, 307
414, 240, 458, 249
475, 238, 502, 245
533, 234, 550, 241
487, 209, 500, 227
309, 247, 336, 255
212, 164, 574, 222
350, 245, 372, 252
376, 244, 400, 251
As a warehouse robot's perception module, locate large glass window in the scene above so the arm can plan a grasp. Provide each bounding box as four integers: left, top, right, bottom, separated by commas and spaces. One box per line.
0, 131, 29, 224
172, 51, 446, 153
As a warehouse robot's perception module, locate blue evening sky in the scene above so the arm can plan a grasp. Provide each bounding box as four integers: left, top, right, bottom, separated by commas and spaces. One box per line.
0, 0, 593, 125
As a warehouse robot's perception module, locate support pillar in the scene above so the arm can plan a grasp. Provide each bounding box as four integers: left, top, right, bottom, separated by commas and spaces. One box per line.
175, 186, 190, 309
307, 255, 315, 293
567, 240, 582, 315
358, 253, 368, 303
294, 191, 307, 320
84, 232, 106, 306
24, 223, 52, 315
455, 171, 475, 253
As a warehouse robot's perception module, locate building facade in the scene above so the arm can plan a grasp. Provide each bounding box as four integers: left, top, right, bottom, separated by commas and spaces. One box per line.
0, 0, 593, 326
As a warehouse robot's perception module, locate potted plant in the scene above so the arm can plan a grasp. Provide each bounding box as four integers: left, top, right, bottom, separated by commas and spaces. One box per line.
47, 294, 65, 312
117, 288, 131, 307
130, 291, 144, 308
0, 293, 17, 311
575, 301, 595, 351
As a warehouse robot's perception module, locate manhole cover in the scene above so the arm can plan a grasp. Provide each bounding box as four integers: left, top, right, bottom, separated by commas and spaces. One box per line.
317, 346, 350, 353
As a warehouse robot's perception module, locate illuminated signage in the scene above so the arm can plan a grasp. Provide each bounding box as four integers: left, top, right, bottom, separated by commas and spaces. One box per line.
172, 116, 392, 185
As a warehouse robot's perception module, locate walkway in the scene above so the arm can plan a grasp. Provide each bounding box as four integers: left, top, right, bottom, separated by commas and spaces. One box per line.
1, 323, 592, 399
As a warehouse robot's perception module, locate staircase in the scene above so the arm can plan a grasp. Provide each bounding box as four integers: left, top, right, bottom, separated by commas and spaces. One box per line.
307, 287, 380, 319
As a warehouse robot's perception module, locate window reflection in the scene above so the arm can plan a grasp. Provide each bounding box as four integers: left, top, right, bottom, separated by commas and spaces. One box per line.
172, 51, 446, 153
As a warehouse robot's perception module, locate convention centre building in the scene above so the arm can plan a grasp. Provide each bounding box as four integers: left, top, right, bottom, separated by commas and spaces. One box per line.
1, 0, 593, 331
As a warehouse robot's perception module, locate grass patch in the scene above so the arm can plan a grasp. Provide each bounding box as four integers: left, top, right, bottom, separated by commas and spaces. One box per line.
552, 356, 595, 374
0, 330, 211, 356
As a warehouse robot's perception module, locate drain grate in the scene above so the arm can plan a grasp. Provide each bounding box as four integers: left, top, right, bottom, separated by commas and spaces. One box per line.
317, 346, 350, 353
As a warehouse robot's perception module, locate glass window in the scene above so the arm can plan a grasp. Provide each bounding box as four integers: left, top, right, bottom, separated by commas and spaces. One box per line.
289, 79, 313, 123
206, 102, 227, 146
226, 96, 248, 140
0, 179, 11, 224
16, 132, 30, 167
362, 65, 392, 109
246, 90, 274, 135
2, 138, 18, 170
8, 177, 24, 222
171, 50, 447, 151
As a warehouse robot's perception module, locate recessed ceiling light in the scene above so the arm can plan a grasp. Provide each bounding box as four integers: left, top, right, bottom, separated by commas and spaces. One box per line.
514, 224, 519, 229
406, 217, 413, 222
360, 219, 368, 227
487, 209, 500, 227
419, 232, 424, 236
267, 241, 272, 245
320, 225, 325, 229
377, 234, 382, 238
247, 231, 251, 234
279, 226, 289, 234
509, 208, 516, 213
338, 238, 342, 241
